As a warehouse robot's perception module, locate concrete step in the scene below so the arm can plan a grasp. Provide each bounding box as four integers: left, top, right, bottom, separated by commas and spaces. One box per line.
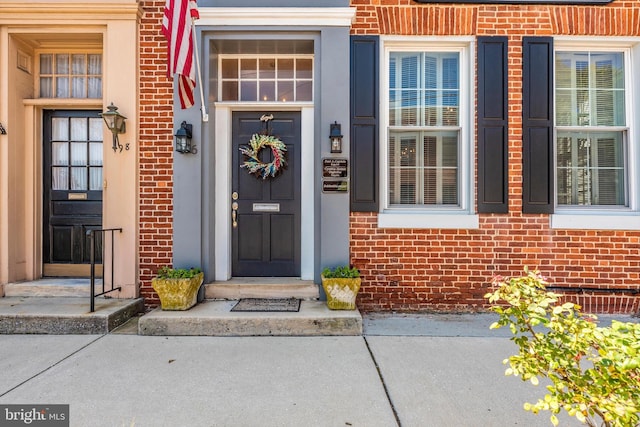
138, 300, 362, 336
0, 297, 144, 334
3, 278, 103, 298
205, 277, 319, 300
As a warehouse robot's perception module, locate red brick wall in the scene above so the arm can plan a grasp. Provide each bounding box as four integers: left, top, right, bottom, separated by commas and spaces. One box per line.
139, 0, 174, 306
349, 0, 640, 313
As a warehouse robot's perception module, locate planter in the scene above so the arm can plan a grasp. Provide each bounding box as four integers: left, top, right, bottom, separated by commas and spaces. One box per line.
151, 272, 204, 311
321, 276, 361, 310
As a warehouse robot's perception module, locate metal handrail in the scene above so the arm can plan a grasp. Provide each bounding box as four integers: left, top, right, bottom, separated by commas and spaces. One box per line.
88, 228, 123, 312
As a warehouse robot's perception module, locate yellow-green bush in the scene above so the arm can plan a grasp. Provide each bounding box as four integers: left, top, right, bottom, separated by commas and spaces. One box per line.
485, 268, 640, 427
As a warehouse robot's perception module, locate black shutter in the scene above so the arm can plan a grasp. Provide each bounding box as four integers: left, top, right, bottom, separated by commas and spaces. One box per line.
350, 36, 379, 212
522, 37, 554, 214
477, 36, 509, 213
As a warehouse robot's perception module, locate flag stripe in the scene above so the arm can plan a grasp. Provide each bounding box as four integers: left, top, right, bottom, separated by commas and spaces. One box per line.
162, 0, 198, 109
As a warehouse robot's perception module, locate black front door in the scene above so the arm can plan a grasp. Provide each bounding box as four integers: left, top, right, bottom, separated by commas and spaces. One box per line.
43, 110, 103, 276
232, 111, 301, 276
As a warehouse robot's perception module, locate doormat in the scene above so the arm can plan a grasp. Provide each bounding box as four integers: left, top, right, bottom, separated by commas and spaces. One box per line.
231, 298, 301, 312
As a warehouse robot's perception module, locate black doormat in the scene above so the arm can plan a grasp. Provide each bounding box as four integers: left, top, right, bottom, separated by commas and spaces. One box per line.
231, 298, 301, 312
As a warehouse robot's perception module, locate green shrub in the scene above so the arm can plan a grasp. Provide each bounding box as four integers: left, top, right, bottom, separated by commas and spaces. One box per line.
321, 265, 360, 278
485, 268, 640, 427
156, 266, 202, 279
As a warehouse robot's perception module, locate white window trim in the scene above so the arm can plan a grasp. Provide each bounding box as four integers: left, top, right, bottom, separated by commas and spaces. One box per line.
378, 36, 478, 229
196, 7, 355, 27
213, 103, 315, 281
551, 37, 640, 230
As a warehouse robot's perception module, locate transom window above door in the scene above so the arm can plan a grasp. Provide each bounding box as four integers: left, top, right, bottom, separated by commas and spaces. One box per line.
219, 56, 313, 102
39, 53, 103, 99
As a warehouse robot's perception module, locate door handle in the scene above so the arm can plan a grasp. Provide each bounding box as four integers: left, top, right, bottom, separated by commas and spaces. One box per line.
231, 201, 238, 228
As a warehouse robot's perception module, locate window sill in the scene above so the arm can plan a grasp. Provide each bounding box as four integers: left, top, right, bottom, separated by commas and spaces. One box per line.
551, 213, 640, 230
378, 212, 479, 229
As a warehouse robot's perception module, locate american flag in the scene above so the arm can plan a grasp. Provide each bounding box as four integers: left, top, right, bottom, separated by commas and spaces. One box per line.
162, 0, 199, 109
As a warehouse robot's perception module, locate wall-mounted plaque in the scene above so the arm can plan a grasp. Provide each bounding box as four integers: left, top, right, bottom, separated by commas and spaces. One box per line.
322, 158, 348, 178
322, 180, 348, 193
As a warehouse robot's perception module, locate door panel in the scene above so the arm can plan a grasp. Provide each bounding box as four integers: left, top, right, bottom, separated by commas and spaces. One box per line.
43, 110, 103, 276
238, 215, 263, 261
270, 215, 294, 260
51, 226, 73, 262
232, 111, 301, 276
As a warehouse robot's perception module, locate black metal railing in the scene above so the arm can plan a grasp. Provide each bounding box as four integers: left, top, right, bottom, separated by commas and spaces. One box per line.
546, 286, 640, 295
88, 228, 123, 312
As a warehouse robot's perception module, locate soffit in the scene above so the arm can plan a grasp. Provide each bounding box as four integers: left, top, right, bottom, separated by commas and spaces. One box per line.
11, 32, 103, 50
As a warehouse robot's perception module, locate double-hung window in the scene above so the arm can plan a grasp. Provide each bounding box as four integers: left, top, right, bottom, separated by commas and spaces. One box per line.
380, 40, 476, 229
552, 42, 639, 229
555, 51, 627, 207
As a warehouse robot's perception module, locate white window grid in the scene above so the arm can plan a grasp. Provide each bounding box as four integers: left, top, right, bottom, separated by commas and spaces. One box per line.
218, 54, 314, 103
37, 51, 103, 99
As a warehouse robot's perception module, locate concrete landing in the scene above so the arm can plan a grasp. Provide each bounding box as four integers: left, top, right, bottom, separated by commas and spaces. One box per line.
3, 278, 103, 298
138, 300, 362, 336
0, 297, 143, 334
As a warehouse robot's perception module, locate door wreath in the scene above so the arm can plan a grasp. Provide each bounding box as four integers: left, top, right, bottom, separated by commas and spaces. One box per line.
239, 127, 287, 179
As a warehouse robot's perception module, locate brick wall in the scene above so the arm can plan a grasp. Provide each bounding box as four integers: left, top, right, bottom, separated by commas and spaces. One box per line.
134, 0, 640, 312
349, 0, 640, 313
139, 0, 174, 306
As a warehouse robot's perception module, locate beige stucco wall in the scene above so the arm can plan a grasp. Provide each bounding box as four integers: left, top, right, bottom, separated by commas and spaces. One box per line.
0, 0, 141, 297
2, 35, 33, 284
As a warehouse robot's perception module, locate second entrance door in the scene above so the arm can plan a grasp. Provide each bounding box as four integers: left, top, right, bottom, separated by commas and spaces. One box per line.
43, 110, 103, 276
231, 111, 301, 276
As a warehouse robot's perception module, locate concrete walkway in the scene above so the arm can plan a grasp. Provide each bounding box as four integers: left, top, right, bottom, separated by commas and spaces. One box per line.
2, 313, 635, 427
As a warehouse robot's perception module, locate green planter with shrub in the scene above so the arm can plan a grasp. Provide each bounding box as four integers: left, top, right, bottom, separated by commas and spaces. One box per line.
321, 265, 361, 310
151, 267, 204, 311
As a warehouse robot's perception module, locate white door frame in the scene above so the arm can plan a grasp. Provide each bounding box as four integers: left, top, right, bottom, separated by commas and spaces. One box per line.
214, 104, 315, 280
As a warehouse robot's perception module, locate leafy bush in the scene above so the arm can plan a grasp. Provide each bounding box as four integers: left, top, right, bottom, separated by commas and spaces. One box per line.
156, 266, 202, 279
321, 265, 360, 278
485, 268, 640, 427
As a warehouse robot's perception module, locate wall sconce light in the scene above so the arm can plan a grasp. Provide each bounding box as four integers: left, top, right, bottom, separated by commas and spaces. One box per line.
175, 121, 196, 154
329, 121, 343, 153
0, 122, 6, 135
101, 103, 127, 152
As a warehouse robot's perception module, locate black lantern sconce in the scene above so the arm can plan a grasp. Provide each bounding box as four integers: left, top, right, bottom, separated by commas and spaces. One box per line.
175, 121, 196, 154
101, 103, 127, 152
329, 121, 343, 153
